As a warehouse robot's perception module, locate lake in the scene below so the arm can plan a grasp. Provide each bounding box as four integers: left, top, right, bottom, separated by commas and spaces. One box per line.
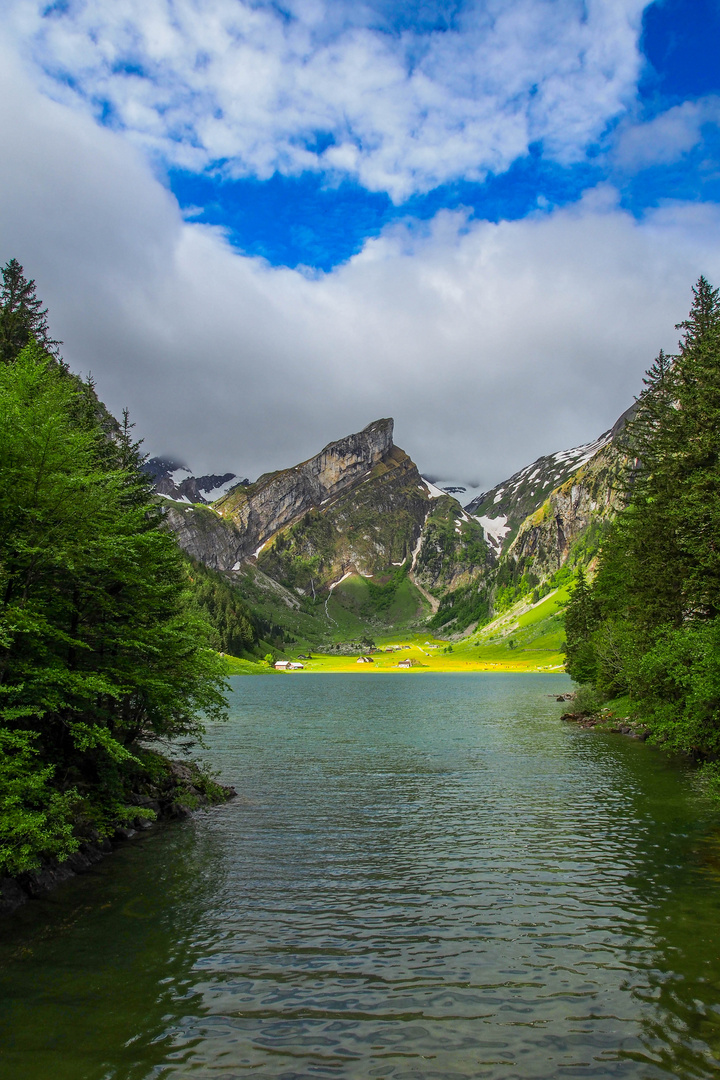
2, 673, 720, 1079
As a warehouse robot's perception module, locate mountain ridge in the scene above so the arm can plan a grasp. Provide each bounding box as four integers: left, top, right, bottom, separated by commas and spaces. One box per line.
153, 407, 635, 645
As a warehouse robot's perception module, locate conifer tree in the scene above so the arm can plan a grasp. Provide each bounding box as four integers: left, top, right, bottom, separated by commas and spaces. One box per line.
667, 277, 720, 618
675, 275, 720, 350
0, 258, 61, 364
0, 343, 228, 871
593, 346, 685, 639
563, 567, 600, 684
568, 277, 720, 756
592, 278, 720, 637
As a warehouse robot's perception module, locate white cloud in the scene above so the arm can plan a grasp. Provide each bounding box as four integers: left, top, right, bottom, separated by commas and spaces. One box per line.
613, 96, 720, 171
8, 0, 649, 200
2, 38, 720, 491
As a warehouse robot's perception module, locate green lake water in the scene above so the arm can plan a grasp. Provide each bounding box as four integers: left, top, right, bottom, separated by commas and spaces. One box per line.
3, 673, 720, 1079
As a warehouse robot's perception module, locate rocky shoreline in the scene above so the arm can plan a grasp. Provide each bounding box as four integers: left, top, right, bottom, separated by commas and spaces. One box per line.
560, 706, 650, 740
0, 759, 235, 917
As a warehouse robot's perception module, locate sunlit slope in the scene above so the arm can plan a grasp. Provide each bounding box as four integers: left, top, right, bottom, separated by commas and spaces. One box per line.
225, 565, 433, 652
467, 585, 569, 666
257, 585, 569, 672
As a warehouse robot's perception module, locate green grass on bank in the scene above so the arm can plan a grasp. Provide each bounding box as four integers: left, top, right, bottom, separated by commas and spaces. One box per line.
453, 585, 569, 671
222, 654, 272, 675
219, 572, 570, 674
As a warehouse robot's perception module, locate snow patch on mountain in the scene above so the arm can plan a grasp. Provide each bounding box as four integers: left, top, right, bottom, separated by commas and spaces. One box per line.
202, 476, 242, 501
421, 478, 447, 499
474, 513, 510, 552
143, 456, 249, 504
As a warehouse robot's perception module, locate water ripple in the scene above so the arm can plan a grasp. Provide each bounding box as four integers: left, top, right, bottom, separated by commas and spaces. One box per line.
3, 674, 720, 1080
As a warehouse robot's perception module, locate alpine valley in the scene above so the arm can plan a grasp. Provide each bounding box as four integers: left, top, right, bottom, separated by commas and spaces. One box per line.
151, 409, 634, 661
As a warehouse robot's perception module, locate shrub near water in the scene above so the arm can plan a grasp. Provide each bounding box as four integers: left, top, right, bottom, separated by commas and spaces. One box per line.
0, 341, 228, 875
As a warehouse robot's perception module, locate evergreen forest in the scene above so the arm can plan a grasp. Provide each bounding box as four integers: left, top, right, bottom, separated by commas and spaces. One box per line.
0, 261, 235, 877
564, 277, 720, 765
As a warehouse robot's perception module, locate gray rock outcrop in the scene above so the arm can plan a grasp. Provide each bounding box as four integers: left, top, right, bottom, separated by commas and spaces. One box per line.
173, 419, 395, 571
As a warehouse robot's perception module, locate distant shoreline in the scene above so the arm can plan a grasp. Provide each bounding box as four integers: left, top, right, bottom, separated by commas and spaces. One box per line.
224, 637, 567, 677
292, 666, 567, 674
291, 669, 567, 675
226, 659, 567, 676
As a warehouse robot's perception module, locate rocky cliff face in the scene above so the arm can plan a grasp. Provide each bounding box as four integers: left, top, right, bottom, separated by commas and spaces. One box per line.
160, 418, 489, 604
162, 503, 247, 571
506, 442, 627, 576
256, 444, 490, 592
256, 443, 427, 587
414, 497, 491, 593
499, 405, 635, 580
465, 432, 613, 557
465, 405, 635, 562
212, 418, 395, 562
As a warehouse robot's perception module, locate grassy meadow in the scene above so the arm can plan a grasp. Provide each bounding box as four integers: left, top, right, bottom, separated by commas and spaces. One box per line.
223, 575, 568, 675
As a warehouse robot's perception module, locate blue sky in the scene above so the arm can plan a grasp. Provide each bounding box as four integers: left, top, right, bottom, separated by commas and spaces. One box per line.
2, 0, 720, 486
642, 0, 720, 99
165, 1, 720, 268
25, 0, 720, 271
169, 152, 606, 270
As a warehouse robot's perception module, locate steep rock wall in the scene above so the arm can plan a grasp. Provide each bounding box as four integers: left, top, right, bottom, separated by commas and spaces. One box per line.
214, 418, 395, 561
256, 445, 432, 589
162, 504, 247, 571
506, 439, 629, 576
414, 499, 491, 593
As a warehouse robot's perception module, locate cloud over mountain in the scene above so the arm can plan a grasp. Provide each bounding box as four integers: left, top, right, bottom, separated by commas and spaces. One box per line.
2, 1, 720, 490
2, 39, 719, 490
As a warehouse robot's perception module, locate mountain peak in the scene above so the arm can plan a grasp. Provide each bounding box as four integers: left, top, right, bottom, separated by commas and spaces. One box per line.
316, 417, 393, 459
